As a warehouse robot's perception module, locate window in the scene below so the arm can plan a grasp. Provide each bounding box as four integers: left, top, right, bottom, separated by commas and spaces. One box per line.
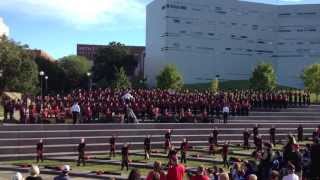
277, 42, 285, 45
231, 22, 237, 26
297, 12, 316, 15
296, 42, 304, 45
257, 41, 265, 44
241, 36, 248, 39
216, 11, 227, 14
208, 33, 215, 36
180, 30, 187, 34
252, 25, 259, 30
173, 19, 180, 23
278, 30, 291, 32
278, 13, 291, 16
225, 48, 231, 51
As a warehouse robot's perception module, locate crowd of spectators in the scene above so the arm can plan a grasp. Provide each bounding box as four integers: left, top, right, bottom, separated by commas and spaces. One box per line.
2, 89, 310, 124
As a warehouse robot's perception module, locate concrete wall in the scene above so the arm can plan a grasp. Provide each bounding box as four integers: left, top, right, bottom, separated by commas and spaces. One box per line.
145, 0, 320, 88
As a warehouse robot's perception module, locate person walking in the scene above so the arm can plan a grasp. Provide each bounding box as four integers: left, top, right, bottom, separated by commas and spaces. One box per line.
222, 104, 230, 124
77, 138, 86, 166
71, 101, 80, 124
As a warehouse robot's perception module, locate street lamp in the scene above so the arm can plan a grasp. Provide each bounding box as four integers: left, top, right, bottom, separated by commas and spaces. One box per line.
45, 76, 48, 96
86, 72, 92, 91
39, 71, 45, 108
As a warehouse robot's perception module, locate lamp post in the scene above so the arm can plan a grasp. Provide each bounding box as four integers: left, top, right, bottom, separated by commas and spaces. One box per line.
39, 71, 45, 108
45, 76, 48, 96
86, 72, 92, 91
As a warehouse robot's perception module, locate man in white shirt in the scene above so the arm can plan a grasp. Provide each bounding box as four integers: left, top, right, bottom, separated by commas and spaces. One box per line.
223, 104, 230, 124
71, 102, 81, 124
282, 163, 299, 180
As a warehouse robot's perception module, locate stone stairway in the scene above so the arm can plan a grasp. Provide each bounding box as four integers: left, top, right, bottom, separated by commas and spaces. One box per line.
0, 105, 319, 161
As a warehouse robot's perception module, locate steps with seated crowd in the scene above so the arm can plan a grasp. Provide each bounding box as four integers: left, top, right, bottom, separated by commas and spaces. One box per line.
0, 105, 319, 161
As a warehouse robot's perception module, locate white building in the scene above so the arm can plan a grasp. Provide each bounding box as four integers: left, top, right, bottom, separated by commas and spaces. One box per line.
145, 0, 320, 88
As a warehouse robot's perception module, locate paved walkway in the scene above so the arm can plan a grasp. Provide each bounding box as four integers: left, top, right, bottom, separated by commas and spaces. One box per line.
0, 170, 96, 179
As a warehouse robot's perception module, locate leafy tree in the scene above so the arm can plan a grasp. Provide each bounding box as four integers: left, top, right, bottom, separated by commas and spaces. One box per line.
210, 79, 219, 93
156, 64, 183, 90
34, 57, 66, 94
58, 55, 91, 91
250, 63, 276, 90
111, 67, 131, 89
302, 64, 320, 102
93, 42, 137, 87
0, 35, 39, 94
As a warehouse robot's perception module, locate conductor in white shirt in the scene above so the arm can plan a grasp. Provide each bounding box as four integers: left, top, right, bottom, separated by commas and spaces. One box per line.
223, 104, 230, 124
71, 102, 81, 124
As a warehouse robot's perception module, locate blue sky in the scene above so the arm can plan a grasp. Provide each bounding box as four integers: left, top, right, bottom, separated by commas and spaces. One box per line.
0, 0, 320, 59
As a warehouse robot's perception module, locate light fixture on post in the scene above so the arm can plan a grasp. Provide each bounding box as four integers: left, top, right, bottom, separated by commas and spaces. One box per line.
39, 71, 45, 109
45, 76, 48, 96
86, 72, 92, 91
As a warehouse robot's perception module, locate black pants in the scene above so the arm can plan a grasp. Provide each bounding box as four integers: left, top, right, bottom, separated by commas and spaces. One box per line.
244, 140, 249, 149
72, 112, 79, 124
270, 135, 275, 145
110, 147, 115, 158
145, 147, 151, 160
223, 112, 228, 124
222, 154, 229, 168
36, 151, 43, 163
121, 159, 129, 170
77, 152, 85, 166
181, 151, 187, 164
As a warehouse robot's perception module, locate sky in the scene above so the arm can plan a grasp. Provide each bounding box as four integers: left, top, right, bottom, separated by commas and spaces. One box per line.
1, 0, 320, 59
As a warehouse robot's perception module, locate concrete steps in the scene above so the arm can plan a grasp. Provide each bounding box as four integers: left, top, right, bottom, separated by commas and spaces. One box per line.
0, 105, 319, 160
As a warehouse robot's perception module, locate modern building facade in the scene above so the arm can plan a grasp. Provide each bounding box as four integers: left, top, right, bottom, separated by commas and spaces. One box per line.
145, 0, 320, 88
77, 44, 146, 76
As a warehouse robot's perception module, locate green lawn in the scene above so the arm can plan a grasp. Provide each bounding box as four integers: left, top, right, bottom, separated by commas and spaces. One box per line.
0, 104, 3, 117
184, 80, 296, 91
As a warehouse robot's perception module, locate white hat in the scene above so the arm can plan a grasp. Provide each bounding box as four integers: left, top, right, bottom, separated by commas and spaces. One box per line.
63, 165, 70, 172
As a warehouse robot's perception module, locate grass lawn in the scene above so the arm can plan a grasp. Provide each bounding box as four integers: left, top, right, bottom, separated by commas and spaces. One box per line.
0, 104, 3, 120
184, 80, 297, 91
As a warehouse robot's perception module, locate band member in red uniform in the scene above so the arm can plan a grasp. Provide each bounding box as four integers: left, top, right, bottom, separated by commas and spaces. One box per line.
243, 128, 250, 149
144, 135, 151, 160
36, 139, 44, 163
180, 138, 189, 164
297, 125, 304, 142
222, 141, 229, 168
253, 124, 259, 147
164, 129, 172, 154
109, 135, 116, 158
121, 143, 130, 171
213, 127, 219, 146
208, 133, 215, 155
270, 125, 276, 146
77, 138, 86, 166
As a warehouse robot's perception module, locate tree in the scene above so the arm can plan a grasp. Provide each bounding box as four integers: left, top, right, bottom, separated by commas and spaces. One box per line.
93, 42, 137, 87
0, 35, 39, 94
111, 67, 131, 89
302, 64, 320, 102
250, 63, 276, 90
58, 55, 91, 91
210, 79, 219, 93
156, 64, 183, 90
34, 57, 66, 94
